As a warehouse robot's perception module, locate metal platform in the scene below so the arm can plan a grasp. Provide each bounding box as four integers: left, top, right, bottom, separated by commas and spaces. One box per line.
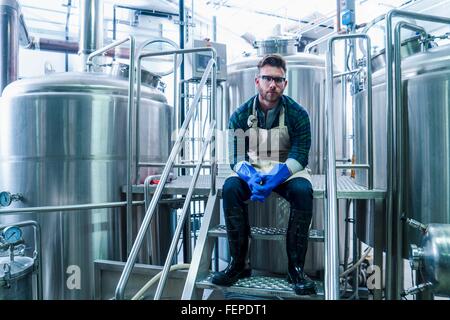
126, 175, 385, 199
208, 225, 324, 242
196, 275, 324, 300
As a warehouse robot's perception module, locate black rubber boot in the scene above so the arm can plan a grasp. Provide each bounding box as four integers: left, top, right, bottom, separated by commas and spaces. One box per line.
211, 207, 251, 286
286, 208, 317, 295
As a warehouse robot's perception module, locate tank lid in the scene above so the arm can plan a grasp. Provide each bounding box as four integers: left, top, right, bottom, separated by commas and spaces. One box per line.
1, 72, 168, 103
0, 0, 19, 10
253, 36, 298, 57
108, 62, 164, 90
0, 256, 34, 280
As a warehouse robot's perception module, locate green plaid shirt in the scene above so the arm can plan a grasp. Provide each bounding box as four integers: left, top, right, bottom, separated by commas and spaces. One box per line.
228, 95, 311, 169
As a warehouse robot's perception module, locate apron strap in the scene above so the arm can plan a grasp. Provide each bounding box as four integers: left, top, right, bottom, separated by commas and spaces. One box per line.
252, 96, 286, 129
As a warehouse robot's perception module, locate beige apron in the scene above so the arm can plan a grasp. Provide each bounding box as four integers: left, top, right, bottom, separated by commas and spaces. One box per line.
230, 97, 311, 183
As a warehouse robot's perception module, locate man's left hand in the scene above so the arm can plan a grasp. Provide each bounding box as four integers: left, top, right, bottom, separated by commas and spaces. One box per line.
250, 164, 292, 202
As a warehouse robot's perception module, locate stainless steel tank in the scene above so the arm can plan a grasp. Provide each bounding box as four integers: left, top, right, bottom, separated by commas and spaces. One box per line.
0, 71, 172, 299
0, 256, 34, 300
354, 43, 450, 254
224, 37, 346, 275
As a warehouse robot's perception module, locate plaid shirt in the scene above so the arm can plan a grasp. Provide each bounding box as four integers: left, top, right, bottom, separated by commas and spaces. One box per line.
228, 95, 311, 169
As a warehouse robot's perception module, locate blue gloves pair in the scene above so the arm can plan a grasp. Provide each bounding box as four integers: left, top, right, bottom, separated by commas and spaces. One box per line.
236, 162, 291, 203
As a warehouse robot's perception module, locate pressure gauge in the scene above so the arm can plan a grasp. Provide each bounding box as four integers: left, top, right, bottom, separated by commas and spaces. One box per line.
0, 192, 23, 207
2, 226, 23, 244
0, 192, 12, 207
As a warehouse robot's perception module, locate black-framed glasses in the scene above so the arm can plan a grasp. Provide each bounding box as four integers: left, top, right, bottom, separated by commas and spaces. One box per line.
259, 75, 286, 84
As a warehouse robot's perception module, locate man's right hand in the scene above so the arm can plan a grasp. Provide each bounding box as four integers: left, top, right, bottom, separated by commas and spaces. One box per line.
235, 162, 265, 201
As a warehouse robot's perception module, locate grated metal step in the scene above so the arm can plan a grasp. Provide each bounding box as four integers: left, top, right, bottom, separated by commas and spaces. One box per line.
208, 225, 324, 242
196, 275, 324, 300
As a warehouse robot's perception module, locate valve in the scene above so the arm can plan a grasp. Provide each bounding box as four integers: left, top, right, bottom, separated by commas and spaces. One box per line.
0, 192, 23, 207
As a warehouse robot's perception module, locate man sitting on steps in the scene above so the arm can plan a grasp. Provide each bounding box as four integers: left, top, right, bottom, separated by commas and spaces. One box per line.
211, 54, 316, 295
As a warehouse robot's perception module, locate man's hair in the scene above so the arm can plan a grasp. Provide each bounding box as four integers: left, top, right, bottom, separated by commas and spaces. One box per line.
257, 54, 287, 73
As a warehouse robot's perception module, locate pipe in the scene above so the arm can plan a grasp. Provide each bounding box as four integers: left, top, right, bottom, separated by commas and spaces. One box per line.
131, 263, 190, 300
134, 38, 180, 184
19, 13, 32, 48
336, 0, 342, 33
79, 0, 104, 70
0, 201, 144, 215
325, 35, 340, 300
0, 0, 19, 95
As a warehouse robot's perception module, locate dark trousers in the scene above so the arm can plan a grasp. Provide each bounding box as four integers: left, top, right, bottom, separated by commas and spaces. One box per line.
222, 176, 313, 213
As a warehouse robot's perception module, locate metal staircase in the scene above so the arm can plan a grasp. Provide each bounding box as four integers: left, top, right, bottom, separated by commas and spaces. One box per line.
117, 32, 385, 301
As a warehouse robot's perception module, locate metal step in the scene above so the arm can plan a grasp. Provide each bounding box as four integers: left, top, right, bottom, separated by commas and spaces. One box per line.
196, 275, 324, 300
208, 225, 324, 242
126, 175, 385, 200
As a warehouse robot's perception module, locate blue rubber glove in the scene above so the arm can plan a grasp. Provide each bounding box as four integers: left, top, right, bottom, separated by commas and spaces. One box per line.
251, 163, 291, 201
235, 162, 264, 195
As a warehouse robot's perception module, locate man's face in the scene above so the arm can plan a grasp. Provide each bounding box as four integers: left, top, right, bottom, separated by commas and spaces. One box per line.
255, 65, 287, 105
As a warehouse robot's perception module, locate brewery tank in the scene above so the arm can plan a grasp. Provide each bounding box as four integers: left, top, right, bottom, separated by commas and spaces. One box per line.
224, 37, 346, 274
354, 43, 450, 255
0, 71, 172, 299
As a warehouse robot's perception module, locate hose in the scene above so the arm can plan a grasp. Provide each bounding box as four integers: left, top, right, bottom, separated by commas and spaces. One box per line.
340, 247, 372, 278
131, 263, 190, 300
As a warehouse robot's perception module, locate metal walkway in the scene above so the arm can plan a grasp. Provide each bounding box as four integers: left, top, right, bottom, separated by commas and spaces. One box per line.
126, 174, 385, 199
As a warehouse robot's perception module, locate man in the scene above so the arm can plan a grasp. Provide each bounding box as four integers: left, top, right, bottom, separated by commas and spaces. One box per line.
211, 54, 316, 295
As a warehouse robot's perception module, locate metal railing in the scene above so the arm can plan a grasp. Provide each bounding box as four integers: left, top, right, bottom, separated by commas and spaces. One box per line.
384, 9, 450, 300
325, 33, 372, 300
153, 123, 215, 299
114, 47, 217, 300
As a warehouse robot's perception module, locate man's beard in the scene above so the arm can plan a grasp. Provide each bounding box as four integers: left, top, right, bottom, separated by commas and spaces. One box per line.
264, 91, 280, 103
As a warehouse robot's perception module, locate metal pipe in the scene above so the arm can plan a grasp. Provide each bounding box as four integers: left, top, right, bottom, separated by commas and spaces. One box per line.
138, 162, 211, 168
336, 164, 370, 169
0, 0, 19, 95
211, 49, 218, 196
326, 33, 371, 300
143, 175, 163, 211
366, 37, 373, 191
154, 123, 215, 300
115, 49, 217, 300
19, 13, 32, 48
334, 69, 362, 78
134, 38, 181, 184
394, 21, 426, 301
304, 32, 337, 54
0, 201, 144, 215
79, 0, 104, 69
325, 35, 340, 300
384, 9, 450, 300
336, 0, 341, 33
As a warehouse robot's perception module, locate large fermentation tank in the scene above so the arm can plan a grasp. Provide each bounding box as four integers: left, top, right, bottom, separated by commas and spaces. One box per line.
225, 37, 345, 274
0, 72, 172, 299
354, 43, 450, 254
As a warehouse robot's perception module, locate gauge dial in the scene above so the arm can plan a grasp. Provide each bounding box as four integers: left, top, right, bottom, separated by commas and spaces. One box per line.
0, 192, 12, 207
2, 226, 23, 244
